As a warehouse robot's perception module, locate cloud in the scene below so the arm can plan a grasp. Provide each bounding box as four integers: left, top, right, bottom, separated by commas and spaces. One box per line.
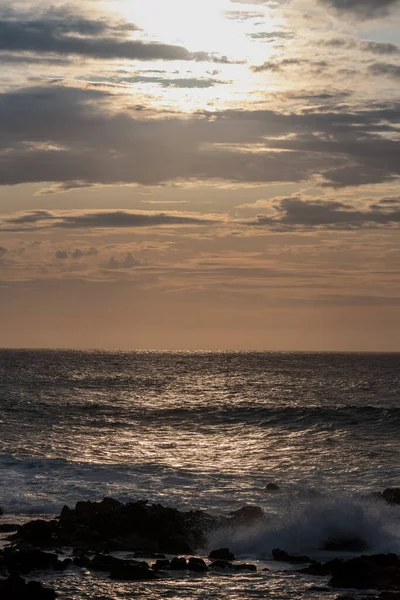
249, 196, 400, 230
0, 84, 399, 190
103, 252, 146, 269
0, 246, 7, 258
2, 210, 216, 232
318, 0, 400, 19
369, 63, 400, 79
0, 8, 233, 63
55, 250, 68, 260
54, 247, 98, 259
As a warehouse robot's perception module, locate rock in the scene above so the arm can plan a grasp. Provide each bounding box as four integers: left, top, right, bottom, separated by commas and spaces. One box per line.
209, 548, 235, 561
12, 498, 220, 555
0, 574, 57, 599
0, 524, 20, 533
8, 520, 57, 546
323, 537, 369, 552
209, 560, 233, 569
328, 554, 400, 590
228, 506, 265, 526
188, 557, 208, 572
0, 506, 3, 516
272, 548, 313, 564
109, 563, 156, 581
232, 563, 257, 572
152, 559, 170, 571
300, 558, 344, 576
169, 557, 187, 570
266, 483, 280, 492
382, 489, 400, 506
0, 548, 68, 574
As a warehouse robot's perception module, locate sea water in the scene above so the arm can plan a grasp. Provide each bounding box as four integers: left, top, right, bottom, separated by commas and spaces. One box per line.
0, 349, 399, 599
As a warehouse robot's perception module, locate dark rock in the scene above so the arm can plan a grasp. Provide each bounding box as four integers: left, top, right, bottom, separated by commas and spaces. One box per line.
13, 498, 220, 555
169, 557, 187, 570
0, 548, 67, 574
0, 524, 20, 533
188, 557, 208, 572
232, 563, 257, 572
131, 551, 166, 559
382, 489, 400, 506
0, 574, 57, 599
308, 586, 331, 592
0, 506, 3, 516
300, 558, 344, 576
209, 560, 233, 569
323, 537, 369, 552
152, 559, 170, 571
272, 548, 313, 564
109, 563, 156, 581
209, 548, 235, 561
328, 554, 400, 590
266, 483, 280, 491
8, 520, 57, 546
228, 506, 265, 526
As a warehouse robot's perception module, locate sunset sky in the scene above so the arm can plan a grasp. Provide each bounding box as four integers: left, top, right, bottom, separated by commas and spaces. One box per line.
0, 0, 399, 350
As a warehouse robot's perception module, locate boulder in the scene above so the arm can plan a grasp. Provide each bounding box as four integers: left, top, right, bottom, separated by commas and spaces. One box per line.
228, 506, 265, 526
0, 548, 68, 574
382, 489, 400, 506
209, 560, 233, 569
109, 563, 156, 581
328, 554, 400, 590
169, 557, 187, 570
0, 574, 57, 599
0, 524, 20, 533
272, 548, 313, 564
266, 483, 280, 492
209, 548, 235, 561
152, 559, 170, 571
188, 557, 208, 572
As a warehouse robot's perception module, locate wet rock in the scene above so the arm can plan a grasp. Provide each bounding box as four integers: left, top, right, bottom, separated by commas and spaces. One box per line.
8, 520, 57, 546
188, 557, 208, 572
0, 548, 68, 574
209, 548, 235, 561
266, 483, 280, 492
169, 557, 187, 570
0, 574, 57, 599
382, 489, 400, 506
209, 560, 233, 569
12, 498, 219, 555
272, 548, 313, 564
228, 506, 265, 526
152, 559, 170, 571
300, 558, 344, 576
109, 562, 156, 581
323, 537, 369, 552
328, 554, 400, 590
0, 524, 20, 533
232, 563, 257, 572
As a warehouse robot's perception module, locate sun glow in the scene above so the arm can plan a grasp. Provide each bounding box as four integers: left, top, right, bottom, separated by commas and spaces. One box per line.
109, 0, 275, 61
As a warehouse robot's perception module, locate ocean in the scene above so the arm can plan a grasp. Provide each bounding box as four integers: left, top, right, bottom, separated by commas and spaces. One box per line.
0, 349, 399, 599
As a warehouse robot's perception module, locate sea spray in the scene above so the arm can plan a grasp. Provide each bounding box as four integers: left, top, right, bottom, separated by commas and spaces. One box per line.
208, 495, 400, 557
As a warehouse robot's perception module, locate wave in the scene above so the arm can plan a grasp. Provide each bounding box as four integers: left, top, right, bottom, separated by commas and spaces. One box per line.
208, 496, 400, 558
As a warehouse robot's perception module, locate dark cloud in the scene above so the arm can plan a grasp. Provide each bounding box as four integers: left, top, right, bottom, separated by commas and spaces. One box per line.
103, 253, 145, 269
2, 210, 216, 232
54, 247, 98, 259
369, 63, 400, 79
318, 0, 400, 19
252, 58, 328, 73
250, 196, 400, 230
88, 74, 230, 89
0, 9, 233, 63
247, 31, 294, 41
0, 246, 7, 258
55, 250, 68, 260
0, 84, 399, 190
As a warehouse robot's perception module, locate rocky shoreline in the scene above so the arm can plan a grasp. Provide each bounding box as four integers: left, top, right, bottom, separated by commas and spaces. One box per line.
0, 491, 399, 599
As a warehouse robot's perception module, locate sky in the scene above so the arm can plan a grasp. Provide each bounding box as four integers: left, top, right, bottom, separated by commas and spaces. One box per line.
0, 0, 399, 351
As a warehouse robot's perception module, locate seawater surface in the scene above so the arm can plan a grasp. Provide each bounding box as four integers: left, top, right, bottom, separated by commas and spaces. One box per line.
0, 350, 399, 599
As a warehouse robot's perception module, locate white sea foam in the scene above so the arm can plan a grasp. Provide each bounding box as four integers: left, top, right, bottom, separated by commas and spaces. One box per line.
208, 496, 400, 558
